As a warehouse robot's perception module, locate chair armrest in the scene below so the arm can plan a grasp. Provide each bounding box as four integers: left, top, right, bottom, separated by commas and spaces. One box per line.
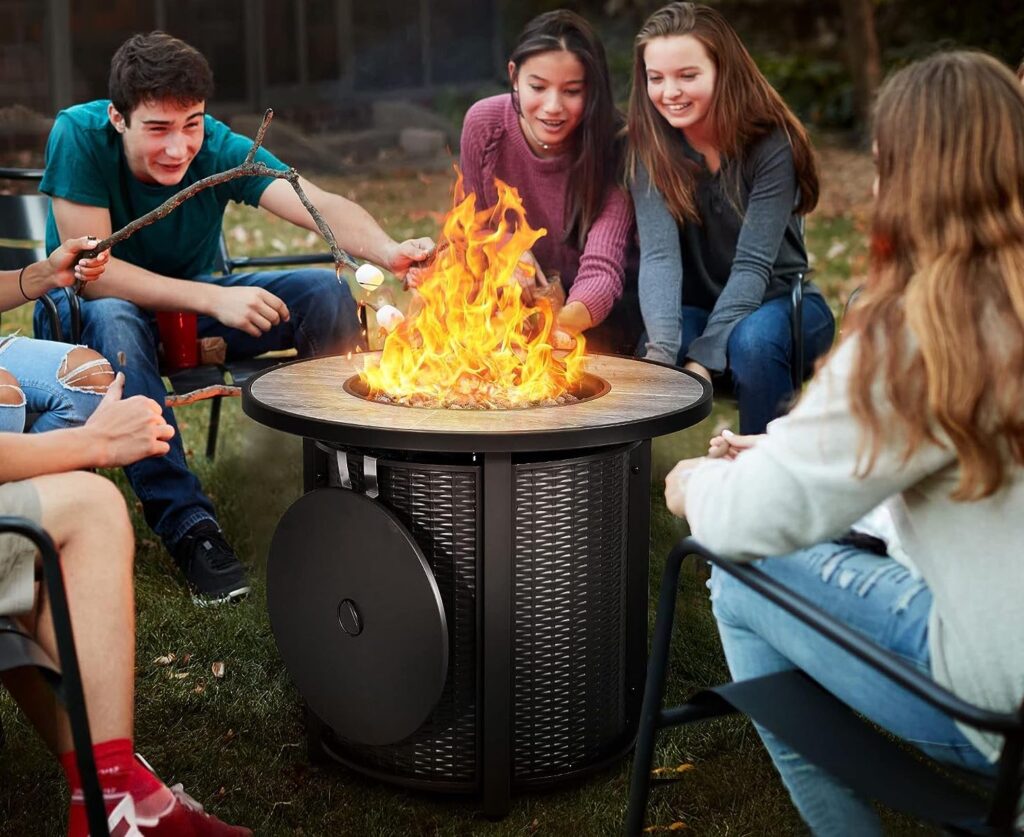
678, 537, 1023, 736
225, 253, 336, 272
0, 167, 45, 181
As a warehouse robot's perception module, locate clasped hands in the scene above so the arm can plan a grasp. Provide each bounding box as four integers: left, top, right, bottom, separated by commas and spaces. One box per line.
664, 428, 764, 518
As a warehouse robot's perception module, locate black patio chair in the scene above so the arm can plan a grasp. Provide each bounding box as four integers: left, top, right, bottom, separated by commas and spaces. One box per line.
0, 167, 65, 338
625, 537, 1024, 836
0, 516, 109, 837
0, 166, 342, 460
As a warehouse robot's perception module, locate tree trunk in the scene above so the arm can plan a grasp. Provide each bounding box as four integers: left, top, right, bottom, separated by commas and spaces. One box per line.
839, 0, 882, 139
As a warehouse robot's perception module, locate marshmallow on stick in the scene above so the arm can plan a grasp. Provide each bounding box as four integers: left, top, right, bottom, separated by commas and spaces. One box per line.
355, 263, 385, 291
375, 304, 405, 333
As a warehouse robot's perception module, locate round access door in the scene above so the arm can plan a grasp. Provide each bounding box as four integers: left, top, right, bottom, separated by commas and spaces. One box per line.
268, 488, 448, 746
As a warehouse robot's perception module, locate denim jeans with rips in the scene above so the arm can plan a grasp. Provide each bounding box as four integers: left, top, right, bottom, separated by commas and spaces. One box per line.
710, 543, 995, 836
33, 268, 361, 549
0, 335, 107, 433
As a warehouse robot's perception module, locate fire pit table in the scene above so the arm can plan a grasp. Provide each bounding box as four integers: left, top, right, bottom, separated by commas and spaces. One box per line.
242, 351, 710, 817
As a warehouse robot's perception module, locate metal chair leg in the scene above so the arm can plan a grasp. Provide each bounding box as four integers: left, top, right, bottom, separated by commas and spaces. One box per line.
625, 541, 691, 836
789, 275, 804, 392
1, 517, 109, 837
206, 396, 222, 460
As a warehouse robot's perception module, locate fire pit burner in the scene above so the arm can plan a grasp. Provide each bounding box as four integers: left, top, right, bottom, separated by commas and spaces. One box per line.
341, 371, 610, 409
242, 351, 710, 817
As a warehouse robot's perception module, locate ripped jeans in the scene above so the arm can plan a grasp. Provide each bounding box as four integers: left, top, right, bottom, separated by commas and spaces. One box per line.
710, 543, 995, 836
0, 336, 110, 433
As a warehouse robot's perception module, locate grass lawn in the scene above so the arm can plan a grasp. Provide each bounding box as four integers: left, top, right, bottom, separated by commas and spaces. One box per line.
1, 145, 927, 835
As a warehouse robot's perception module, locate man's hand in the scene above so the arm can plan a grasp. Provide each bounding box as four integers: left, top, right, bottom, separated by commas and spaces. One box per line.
664, 457, 705, 518
84, 373, 175, 467
207, 286, 290, 336
683, 360, 712, 382
386, 238, 435, 278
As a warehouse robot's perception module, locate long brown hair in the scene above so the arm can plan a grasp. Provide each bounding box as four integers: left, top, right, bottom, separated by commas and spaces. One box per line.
846, 51, 1024, 500
509, 10, 624, 251
626, 2, 817, 224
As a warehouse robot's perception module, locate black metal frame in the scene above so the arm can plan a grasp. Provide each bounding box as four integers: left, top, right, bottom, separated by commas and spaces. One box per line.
0, 516, 109, 837
625, 537, 1024, 835
295, 436, 658, 818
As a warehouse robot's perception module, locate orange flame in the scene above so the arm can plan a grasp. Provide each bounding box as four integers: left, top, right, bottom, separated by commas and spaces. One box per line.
360, 176, 586, 409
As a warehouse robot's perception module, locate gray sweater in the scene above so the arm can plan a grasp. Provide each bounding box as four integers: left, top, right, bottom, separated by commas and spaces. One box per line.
685, 336, 1024, 762
631, 128, 819, 371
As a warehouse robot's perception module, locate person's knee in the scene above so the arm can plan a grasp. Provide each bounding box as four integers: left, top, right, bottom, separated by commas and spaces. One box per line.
728, 322, 790, 386
58, 347, 115, 393
83, 298, 153, 345
0, 368, 23, 404
39, 472, 132, 560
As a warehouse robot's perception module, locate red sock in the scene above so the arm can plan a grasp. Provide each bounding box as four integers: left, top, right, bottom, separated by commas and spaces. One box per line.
60, 738, 164, 837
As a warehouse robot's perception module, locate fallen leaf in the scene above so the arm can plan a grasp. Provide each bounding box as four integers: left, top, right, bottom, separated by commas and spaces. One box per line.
211, 661, 226, 678
650, 763, 695, 778
180, 652, 192, 665
193, 683, 205, 694
643, 823, 688, 833
170, 672, 189, 680
153, 654, 175, 666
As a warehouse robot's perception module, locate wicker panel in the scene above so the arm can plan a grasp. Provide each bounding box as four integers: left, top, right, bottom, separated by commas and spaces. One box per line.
326, 449, 480, 786
511, 448, 630, 779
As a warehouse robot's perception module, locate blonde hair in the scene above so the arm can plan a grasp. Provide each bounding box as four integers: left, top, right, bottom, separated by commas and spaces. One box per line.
625, 2, 817, 224
846, 51, 1024, 499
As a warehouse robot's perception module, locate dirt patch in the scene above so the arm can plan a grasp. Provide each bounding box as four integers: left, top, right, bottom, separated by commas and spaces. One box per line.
813, 140, 874, 222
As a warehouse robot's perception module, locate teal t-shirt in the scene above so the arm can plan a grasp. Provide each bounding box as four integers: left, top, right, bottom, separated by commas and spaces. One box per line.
41, 100, 288, 278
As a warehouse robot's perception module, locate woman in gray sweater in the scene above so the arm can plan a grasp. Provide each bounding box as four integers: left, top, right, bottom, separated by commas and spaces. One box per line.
627, 2, 834, 432
667, 51, 1024, 834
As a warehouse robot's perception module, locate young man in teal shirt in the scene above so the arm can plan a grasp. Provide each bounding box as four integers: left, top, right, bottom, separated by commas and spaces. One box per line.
36, 32, 434, 604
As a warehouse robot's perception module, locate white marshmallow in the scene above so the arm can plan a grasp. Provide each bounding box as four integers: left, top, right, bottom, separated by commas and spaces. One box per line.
355, 263, 385, 290
376, 304, 405, 333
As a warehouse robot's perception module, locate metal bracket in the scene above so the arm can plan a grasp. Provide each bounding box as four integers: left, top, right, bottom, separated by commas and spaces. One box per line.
364, 455, 379, 499
315, 442, 352, 490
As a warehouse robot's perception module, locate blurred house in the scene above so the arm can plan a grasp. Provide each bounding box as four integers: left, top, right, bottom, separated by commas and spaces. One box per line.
1, 0, 503, 128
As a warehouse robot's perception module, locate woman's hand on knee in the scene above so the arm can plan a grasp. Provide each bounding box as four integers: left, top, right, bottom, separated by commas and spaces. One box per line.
83, 373, 175, 467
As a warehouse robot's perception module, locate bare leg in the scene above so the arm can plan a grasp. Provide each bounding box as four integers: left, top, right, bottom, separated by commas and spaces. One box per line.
2, 471, 135, 752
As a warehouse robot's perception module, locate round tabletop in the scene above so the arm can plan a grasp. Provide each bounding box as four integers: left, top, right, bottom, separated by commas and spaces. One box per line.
243, 352, 711, 453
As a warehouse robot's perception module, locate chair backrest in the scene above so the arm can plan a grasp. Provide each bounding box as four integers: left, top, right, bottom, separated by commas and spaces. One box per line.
0, 168, 47, 273
0, 193, 48, 271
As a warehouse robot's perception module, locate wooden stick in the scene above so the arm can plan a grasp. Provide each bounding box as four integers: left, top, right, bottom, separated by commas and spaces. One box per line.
75, 108, 358, 291
165, 384, 240, 407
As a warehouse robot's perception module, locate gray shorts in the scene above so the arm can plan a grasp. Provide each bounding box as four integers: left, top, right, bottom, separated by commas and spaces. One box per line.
0, 480, 42, 616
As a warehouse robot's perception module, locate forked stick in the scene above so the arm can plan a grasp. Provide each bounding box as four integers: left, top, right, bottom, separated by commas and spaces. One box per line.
74, 109, 358, 288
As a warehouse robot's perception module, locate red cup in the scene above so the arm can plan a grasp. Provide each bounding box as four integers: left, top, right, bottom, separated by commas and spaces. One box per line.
156, 311, 199, 370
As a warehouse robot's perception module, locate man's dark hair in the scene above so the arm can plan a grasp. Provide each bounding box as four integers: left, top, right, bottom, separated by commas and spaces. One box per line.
109, 31, 214, 124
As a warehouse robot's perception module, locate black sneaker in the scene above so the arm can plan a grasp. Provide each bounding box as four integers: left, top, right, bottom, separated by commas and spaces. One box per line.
173, 522, 251, 605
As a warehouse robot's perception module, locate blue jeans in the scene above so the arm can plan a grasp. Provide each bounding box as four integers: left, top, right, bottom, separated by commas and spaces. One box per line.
0, 336, 105, 433
679, 294, 835, 434
33, 269, 360, 549
710, 544, 995, 835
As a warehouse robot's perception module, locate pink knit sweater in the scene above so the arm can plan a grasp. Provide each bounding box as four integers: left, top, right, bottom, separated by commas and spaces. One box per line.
459, 95, 633, 325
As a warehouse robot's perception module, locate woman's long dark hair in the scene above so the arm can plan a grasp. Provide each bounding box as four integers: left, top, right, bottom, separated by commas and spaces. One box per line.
509, 10, 624, 250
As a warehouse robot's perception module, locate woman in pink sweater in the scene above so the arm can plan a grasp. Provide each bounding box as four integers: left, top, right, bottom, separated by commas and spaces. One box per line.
459, 10, 641, 354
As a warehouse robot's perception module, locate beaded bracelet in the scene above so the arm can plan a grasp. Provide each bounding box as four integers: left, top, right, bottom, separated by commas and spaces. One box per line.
17, 266, 38, 301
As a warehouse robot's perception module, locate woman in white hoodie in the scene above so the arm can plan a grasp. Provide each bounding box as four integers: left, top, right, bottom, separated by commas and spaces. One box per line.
665, 51, 1024, 835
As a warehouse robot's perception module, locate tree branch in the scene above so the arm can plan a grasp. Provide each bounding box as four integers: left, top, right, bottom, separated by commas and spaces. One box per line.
75, 108, 358, 291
